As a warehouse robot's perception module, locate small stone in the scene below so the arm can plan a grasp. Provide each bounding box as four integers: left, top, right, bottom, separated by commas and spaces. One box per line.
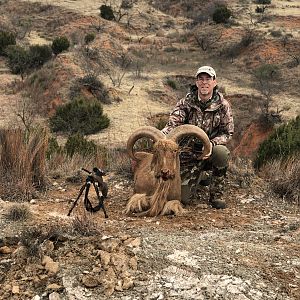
82, 275, 99, 288
12, 285, 19, 294
46, 283, 62, 290
124, 237, 141, 248
49, 292, 61, 300
122, 277, 134, 290
0, 246, 12, 254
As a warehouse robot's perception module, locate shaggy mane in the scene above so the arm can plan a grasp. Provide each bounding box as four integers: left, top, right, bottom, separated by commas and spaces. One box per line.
138, 179, 171, 217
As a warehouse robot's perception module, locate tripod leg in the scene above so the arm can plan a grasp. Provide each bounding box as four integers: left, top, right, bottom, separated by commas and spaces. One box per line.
93, 182, 108, 218
84, 182, 92, 212
67, 184, 86, 216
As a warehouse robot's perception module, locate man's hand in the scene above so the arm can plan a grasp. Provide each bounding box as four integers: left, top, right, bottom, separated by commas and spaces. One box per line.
202, 141, 213, 160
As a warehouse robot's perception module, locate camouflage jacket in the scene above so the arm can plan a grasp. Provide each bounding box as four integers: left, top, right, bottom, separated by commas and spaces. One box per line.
162, 85, 234, 146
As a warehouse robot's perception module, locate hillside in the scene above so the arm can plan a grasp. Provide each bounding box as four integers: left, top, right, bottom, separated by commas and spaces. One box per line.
0, 0, 300, 299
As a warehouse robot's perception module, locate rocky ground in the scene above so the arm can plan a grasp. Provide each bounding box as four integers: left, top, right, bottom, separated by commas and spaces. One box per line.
0, 171, 300, 300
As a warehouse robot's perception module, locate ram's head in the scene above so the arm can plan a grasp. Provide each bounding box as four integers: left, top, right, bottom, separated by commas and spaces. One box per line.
127, 125, 211, 181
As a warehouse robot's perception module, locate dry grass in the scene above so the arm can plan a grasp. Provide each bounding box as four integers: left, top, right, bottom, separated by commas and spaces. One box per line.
261, 156, 300, 205
0, 128, 48, 201
229, 156, 255, 187
47, 149, 107, 179
72, 210, 102, 236
5, 203, 32, 221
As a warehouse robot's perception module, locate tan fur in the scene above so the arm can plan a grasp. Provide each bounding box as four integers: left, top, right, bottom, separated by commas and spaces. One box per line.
125, 194, 150, 215
160, 200, 185, 216
126, 125, 210, 217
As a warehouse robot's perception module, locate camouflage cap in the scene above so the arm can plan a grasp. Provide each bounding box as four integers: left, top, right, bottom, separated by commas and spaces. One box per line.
196, 66, 216, 78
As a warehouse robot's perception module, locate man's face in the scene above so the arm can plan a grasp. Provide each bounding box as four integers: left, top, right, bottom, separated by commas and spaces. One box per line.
196, 73, 217, 99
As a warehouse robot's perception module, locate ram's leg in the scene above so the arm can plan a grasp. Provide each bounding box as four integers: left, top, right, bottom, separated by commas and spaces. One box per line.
124, 194, 150, 215
160, 200, 185, 216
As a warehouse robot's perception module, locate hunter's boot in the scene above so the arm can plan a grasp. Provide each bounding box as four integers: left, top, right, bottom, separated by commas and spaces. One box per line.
209, 167, 227, 209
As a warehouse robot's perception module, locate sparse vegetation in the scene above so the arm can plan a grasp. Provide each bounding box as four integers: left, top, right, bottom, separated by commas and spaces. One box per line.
252, 64, 282, 122
49, 97, 110, 135
72, 211, 101, 236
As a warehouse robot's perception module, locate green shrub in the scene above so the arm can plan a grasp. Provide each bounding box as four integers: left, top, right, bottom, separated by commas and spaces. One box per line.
255, 6, 266, 13
0, 30, 16, 55
49, 97, 110, 135
65, 134, 97, 157
100, 4, 115, 21
5, 45, 29, 77
84, 33, 96, 44
28, 44, 52, 68
254, 116, 300, 169
269, 29, 282, 37
166, 78, 177, 90
51, 36, 70, 55
212, 5, 232, 24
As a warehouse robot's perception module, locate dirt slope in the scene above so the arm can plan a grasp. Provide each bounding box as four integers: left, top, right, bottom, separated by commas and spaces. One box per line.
0, 173, 300, 299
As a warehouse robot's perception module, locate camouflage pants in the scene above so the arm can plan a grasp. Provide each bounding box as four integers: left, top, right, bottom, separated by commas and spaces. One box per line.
180, 145, 230, 204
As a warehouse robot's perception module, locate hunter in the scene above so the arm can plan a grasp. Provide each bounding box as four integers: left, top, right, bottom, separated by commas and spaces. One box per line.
162, 66, 234, 209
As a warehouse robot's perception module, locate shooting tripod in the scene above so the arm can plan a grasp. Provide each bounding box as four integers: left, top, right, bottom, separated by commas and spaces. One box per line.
67, 168, 108, 218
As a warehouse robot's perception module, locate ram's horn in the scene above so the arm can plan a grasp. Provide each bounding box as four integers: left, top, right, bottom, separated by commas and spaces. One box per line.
167, 124, 211, 159
127, 126, 166, 160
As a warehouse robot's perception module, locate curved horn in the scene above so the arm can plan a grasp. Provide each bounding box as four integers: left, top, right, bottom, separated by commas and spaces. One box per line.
167, 124, 211, 159
127, 126, 166, 160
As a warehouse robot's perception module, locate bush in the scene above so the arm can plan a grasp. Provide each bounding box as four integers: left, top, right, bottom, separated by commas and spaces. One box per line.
78, 74, 111, 104
5, 204, 31, 221
0, 30, 16, 55
212, 5, 232, 24
49, 97, 110, 135
84, 33, 96, 44
166, 78, 177, 90
255, 6, 266, 13
100, 5, 115, 21
51, 36, 70, 55
65, 134, 97, 157
5, 45, 29, 77
254, 115, 300, 169
28, 44, 52, 68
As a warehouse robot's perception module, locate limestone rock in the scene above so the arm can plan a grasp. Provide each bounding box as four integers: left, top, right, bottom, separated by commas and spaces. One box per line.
100, 238, 121, 252
0, 246, 12, 254
82, 275, 99, 288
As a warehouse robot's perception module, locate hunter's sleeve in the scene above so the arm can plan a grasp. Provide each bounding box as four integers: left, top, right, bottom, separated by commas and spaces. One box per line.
211, 99, 234, 145
161, 98, 187, 135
